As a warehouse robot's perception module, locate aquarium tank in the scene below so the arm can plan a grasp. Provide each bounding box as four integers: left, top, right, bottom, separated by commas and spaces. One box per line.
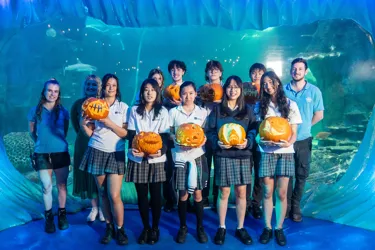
0, 0, 375, 231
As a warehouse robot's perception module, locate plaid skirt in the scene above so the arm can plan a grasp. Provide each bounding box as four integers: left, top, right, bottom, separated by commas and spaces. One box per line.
259, 153, 295, 177
79, 147, 126, 175
126, 159, 166, 184
215, 157, 252, 187
174, 155, 209, 191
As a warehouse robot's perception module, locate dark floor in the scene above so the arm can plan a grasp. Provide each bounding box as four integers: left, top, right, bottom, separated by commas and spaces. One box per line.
0, 207, 373, 250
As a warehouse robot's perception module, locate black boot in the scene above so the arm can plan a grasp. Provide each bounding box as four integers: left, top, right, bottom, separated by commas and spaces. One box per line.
148, 227, 160, 245
100, 223, 115, 244
44, 209, 56, 233
57, 208, 69, 230
116, 226, 129, 245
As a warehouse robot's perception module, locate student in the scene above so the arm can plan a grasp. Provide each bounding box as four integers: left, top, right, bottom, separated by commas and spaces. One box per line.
244, 63, 266, 219
206, 75, 257, 245
169, 81, 209, 244
199, 60, 224, 210
126, 78, 169, 245
163, 60, 187, 213
28, 78, 71, 233
257, 71, 302, 246
71, 75, 105, 222
284, 58, 324, 222
134, 68, 165, 104
80, 74, 129, 245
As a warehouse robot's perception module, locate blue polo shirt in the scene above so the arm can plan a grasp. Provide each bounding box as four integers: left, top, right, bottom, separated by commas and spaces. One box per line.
28, 106, 70, 153
284, 82, 324, 141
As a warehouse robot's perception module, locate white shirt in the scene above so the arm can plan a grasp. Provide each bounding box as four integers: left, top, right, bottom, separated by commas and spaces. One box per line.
169, 104, 208, 156
127, 105, 169, 163
257, 99, 302, 154
89, 100, 129, 153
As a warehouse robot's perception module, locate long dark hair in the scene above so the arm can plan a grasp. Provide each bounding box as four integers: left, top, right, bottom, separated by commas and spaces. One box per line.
148, 68, 165, 89
220, 75, 247, 120
136, 78, 163, 120
100, 73, 121, 100
36, 78, 62, 123
260, 71, 290, 120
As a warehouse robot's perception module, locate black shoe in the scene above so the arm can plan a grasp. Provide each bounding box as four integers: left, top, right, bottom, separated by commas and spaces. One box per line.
176, 226, 188, 243
100, 223, 115, 244
275, 228, 287, 246
164, 201, 174, 213
251, 206, 262, 219
196, 226, 208, 243
138, 228, 150, 245
201, 197, 210, 207
57, 208, 69, 230
148, 228, 160, 245
44, 209, 56, 233
214, 228, 226, 245
291, 205, 302, 222
235, 228, 253, 245
116, 227, 129, 245
259, 227, 273, 244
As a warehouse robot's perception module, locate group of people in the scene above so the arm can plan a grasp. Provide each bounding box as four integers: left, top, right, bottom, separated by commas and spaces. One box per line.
27, 57, 324, 247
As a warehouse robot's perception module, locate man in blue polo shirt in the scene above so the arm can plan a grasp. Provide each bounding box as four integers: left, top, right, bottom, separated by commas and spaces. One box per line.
284, 58, 324, 222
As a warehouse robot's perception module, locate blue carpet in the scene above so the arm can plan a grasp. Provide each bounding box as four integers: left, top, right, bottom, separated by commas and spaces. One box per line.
0, 208, 373, 250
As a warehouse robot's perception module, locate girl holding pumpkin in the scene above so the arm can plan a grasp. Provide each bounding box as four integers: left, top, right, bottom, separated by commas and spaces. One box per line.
168, 81, 209, 244
80, 73, 129, 245
257, 71, 302, 246
206, 75, 257, 246
126, 78, 170, 245
71, 75, 105, 222
28, 78, 71, 233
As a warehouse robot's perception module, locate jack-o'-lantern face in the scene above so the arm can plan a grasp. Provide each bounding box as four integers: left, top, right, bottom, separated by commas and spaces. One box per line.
259, 116, 292, 142
163, 84, 180, 101
82, 97, 109, 120
198, 83, 223, 102
175, 123, 205, 148
132, 132, 163, 155
218, 123, 246, 146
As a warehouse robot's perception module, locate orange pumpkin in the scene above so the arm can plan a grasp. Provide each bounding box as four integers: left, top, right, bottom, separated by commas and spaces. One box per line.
243, 82, 260, 105
198, 83, 223, 102
163, 84, 180, 101
82, 98, 109, 120
132, 132, 163, 155
218, 123, 246, 145
175, 123, 205, 147
259, 116, 292, 142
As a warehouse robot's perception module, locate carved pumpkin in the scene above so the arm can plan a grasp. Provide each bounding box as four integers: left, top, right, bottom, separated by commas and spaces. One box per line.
243, 82, 260, 105
259, 116, 292, 142
82, 97, 109, 120
175, 123, 205, 148
163, 84, 180, 101
198, 83, 223, 102
132, 132, 163, 155
218, 123, 247, 146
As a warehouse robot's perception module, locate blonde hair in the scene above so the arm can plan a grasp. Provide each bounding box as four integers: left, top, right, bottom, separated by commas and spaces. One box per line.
83, 75, 102, 98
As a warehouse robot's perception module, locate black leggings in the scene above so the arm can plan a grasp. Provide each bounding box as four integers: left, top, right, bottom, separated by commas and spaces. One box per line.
135, 182, 162, 229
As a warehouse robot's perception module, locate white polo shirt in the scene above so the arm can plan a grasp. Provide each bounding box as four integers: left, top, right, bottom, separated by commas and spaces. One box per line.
169, 105, 208, 156
258, 98, 302, 154
127, 106, 170, 163
89, 100, 129, 153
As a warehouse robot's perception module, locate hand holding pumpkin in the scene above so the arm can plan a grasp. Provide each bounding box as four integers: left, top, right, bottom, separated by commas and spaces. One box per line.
278, 139, 291, 148
170, 99, 181, 106
234, 138, 248, 150
99, 117, 114, 128
148, 150, 162, 158
218, 141, 232, 149
132, 148, 145, 158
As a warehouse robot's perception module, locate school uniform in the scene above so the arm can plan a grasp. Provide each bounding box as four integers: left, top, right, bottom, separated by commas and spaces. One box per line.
206, 104, 257, 187
169, 105, 209, 192
256, 99, 302, 178
126, 105, 169, 183
79, 100, 129, 175
27, 105, 71, 170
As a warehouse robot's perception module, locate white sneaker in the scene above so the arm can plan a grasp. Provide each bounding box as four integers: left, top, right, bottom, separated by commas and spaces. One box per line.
98, 208, 105, 222
87, 207, 98, 222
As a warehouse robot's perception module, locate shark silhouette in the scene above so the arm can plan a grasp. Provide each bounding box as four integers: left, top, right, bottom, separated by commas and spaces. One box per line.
63, 59, 97, 75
